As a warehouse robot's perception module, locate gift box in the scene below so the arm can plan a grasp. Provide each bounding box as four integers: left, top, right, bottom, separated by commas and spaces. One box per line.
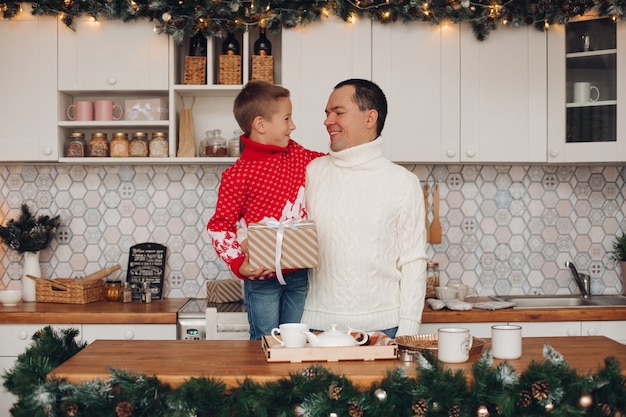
248, 220, 318, 270
124, 98, 168, 121
206, 279, 243, 303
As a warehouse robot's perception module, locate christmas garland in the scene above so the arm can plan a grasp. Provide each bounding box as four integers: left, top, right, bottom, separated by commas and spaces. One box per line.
2, 326, 626, 417
1, 0, 626, 41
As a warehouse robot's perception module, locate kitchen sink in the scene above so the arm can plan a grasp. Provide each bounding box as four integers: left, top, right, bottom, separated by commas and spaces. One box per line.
491, 294, 626, 309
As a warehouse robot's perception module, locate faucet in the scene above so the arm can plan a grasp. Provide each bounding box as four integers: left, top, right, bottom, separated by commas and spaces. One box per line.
565, 261, 591, 298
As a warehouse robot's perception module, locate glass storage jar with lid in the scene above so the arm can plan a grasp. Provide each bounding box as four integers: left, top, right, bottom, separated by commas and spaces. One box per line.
88, 132, 109, 157
228, 129, 243, 157
110, 132, 130, 157
149, 131, 169, 157
106, 280, 122, 301
129, 131, 149, 157
426, 262, 439, 299
200, 129, 227, 157
64, 132, 86, 157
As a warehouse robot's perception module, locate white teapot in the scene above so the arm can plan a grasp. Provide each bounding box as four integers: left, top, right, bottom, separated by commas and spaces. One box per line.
302, 324, 368, 347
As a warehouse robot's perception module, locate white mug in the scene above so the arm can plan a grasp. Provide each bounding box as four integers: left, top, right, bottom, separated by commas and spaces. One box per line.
573, 82, 600, 103
491, 324, 522, 359
270, 323, 308, 348
449, 284, 470, 300
435, 286, 460, 302
438, 327, 472, 363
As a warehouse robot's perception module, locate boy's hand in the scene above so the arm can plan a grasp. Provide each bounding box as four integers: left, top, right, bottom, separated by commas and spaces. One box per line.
238, 240, 276, 277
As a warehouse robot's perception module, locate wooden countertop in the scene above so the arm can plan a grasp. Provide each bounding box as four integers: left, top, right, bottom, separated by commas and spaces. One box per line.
1, 297, 626, 325
48, 336, 626, 389
0, 298, 187, 324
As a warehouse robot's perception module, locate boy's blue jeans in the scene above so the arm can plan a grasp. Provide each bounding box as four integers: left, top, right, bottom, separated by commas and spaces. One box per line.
244, 269, 308, 340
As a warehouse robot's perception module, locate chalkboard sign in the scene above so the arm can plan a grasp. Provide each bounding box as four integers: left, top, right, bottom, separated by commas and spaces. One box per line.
126, 242, 167, 300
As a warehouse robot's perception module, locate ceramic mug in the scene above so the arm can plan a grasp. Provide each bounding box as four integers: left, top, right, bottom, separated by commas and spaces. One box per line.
270, 323, 309, 348
435, 286, 460, 301
491, 324, 522, 359
95, 100, 123, 121
573, 82, 600, 103
449, 284, 470, 300
438, 327, 472, 363
67, 101, 94, 121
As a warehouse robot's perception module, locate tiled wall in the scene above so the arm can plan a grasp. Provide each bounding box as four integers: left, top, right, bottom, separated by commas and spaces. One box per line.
1, 163, 624, 298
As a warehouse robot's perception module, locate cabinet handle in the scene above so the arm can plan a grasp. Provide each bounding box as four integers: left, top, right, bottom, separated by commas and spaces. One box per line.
446, 149, 456, 158
17, 330, 29, 340
42, 147, 53, 156
107, 77, 118, 86
549, 148, 559, 158
587, 327, 598, 336
123, 330, 135, 340
465, 149, 476, 158
567, 327, 577, 336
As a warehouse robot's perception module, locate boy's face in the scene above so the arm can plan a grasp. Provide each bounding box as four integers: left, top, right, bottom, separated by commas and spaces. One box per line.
258, 97, 295, 147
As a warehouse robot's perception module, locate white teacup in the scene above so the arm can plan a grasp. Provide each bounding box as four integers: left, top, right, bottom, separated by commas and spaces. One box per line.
438, 327, 472, 363
270, 323, 309, 348
491, 324, 522, 359
449, 283, 470, 300
435, 286, 459, 301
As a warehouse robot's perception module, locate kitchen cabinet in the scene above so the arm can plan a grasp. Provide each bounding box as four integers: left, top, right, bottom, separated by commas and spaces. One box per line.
372, 22, 460, 162
459, 24, 547, 162
81, 324, 176, 342
547, 17, 626, 162
0, 324, 79, 416
419, 322, 507, 338
281, 17, 372, 153
581, 320, 626, 344
0, 9, 58, 161
205, 308, 249, 340
57, 19, 171, 163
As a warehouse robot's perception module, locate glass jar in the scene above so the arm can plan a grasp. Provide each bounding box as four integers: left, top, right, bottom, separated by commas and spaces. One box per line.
228, 129, 243, 157
129, 131, 149, 157
426, 262, 440, 299
140, 281, 152, 304
110, 132, 130, 157
64, 132, 86, 157
88, 132, 109, 157
200, 129, 227, 157
121, 281, 133, 303
149, 131, 169, 157
106, 280, 122, 301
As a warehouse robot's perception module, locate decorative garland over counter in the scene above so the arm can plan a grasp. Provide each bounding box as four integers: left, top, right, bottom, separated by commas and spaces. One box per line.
3, 326, 626, 417
0, 0, 625, 41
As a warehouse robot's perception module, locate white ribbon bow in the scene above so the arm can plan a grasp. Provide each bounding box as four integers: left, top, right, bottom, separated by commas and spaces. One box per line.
263, 218, 300, 285
128, 103, 154, 121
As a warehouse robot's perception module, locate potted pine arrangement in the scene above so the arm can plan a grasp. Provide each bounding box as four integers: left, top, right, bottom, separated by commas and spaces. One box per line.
611, 232, 626, 296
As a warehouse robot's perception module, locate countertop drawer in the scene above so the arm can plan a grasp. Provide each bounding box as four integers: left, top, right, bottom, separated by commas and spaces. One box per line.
0, 324, 79, 356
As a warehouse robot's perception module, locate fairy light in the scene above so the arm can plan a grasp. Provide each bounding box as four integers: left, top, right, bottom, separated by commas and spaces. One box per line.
347, 12, 356, 23
381, 10, 390, 19
321, 7, 330, 17
544, 20, 549, 29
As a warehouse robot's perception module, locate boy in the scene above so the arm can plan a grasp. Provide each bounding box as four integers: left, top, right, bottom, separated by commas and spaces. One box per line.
207, 80, 324, 340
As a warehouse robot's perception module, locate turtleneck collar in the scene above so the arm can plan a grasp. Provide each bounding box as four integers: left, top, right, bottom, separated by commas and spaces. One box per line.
329, 137, 384, 168
240, 135, 289, 161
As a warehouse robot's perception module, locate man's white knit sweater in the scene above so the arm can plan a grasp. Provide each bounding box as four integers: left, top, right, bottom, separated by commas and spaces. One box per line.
302, 138, 428, 336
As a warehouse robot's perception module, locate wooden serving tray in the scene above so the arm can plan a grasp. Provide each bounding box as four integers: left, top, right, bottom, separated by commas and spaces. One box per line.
261, 335, 397, 363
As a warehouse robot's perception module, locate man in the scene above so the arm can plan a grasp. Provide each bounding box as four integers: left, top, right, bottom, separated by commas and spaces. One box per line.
302, 79, 428, 338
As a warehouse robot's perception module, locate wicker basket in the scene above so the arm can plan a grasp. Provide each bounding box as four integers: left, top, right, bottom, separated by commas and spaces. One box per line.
251, 55, 274, 83
219, 54, 242, 85
35, 277, 105, 304
183, 56, 207, 85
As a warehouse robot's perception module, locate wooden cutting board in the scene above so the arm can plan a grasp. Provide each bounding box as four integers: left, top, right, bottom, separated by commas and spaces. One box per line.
429, 184, 442, 244
423, 184, 430, 243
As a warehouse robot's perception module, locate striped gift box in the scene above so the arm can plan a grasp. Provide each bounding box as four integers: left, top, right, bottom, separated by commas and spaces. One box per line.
248, 220, 318, 270
206, 279, 243, 303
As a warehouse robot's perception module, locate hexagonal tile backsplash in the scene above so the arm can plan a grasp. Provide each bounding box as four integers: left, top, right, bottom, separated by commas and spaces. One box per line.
0, 164, 624, 298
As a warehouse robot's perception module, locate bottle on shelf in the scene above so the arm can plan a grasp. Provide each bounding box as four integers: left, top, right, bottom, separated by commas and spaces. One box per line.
122, 281, 132, 303
110, 132, 130, 157
189, 31, 207, 57
88, 132, 109, 157
222, 32, 240, 55
149, 131, 169, 157
254, 27, 272, 56
200, 129, 228, 157
129, 131, 149, 157
228, 129, 243, 157
64, 132, 86, 157
140, 280, 152, 304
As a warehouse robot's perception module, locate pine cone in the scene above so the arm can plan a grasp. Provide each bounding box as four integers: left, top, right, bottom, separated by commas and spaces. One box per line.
621, 376, 626, 388
598, 402, 612, 416
328, 384, 343, 400
449, 404, 461, 417
302, 367, 316, 379
115, 401, 134, 417
349, 404, 364, 417
412, 399, 429, 417
65, 403, 79, 417
531, 380, 550, 400
516, 391, 533, 408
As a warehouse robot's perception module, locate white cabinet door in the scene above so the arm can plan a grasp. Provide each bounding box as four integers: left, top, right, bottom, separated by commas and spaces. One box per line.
281, 17, 372, 153
0, 12, 57, 161
460, 24, 547, 162
58, 20, 169, 91
81, 324, 176, 342
581, 321, 626, 344
547, 20, 626, 162
372, 22, 460, 163
521, 321, 581, 337
419, 322, 505, 339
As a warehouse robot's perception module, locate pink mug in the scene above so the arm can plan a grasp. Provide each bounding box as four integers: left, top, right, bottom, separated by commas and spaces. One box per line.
67, 101, 94, 121
94, 100, 123, 121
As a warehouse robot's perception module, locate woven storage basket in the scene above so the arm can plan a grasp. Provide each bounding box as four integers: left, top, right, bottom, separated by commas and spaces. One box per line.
219, 54, 242, 85
183, 56, 207, 85
251, 55, 274, 83
35, 278, 105, 304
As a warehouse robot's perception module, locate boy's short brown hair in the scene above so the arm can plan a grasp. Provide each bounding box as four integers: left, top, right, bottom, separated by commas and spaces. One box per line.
233, 81, 291, 135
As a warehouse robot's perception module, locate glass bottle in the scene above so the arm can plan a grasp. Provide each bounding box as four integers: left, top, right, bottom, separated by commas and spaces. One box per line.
64, 132, 86, 157
211, 129, 228, 156
88, 132, 109, 157
228, 129, 243, 157
122, 281, 132, 303
110, 132, 130, 157
149, 131, 169, 157
141, 281, 152, 304
426, 262, 440, 299
106, 280, 122, 301
254, 27, 272, 56
189, 31, 207, 57
222, 32, 240, 55
129, 131, 149, 157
